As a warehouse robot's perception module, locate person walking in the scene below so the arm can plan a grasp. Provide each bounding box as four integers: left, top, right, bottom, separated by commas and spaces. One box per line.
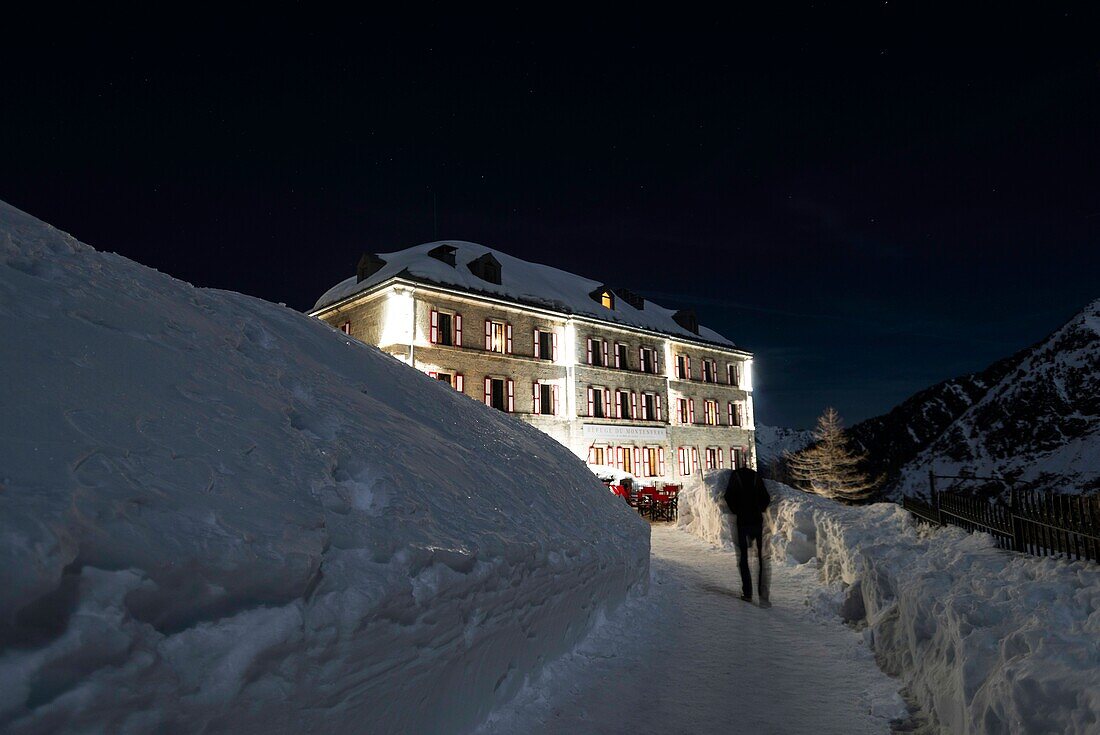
724, 466, 772, 605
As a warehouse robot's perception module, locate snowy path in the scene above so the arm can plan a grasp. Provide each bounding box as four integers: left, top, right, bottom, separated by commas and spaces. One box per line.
478, 525, 907, 735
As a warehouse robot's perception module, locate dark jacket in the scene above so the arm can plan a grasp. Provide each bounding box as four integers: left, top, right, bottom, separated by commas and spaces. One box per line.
724, 467, 771, 527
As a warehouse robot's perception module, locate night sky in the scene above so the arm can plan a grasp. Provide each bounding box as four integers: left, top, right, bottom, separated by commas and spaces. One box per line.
3, 7, 1098, 428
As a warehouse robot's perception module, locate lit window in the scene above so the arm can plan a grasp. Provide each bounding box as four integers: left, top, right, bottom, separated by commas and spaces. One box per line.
600, 291, 613, 309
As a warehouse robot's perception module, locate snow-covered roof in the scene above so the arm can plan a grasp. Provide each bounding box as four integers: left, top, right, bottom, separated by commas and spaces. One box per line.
312, 241, 741, 349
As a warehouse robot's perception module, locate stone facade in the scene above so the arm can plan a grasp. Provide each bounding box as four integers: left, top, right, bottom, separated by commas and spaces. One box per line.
311, 275, 755, 485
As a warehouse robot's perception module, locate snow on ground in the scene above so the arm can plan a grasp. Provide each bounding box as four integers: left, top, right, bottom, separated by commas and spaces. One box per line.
477, 525, 908, 734
680, 470, 1100, 734
0, 200, 649, 734
588, 464, 636, 485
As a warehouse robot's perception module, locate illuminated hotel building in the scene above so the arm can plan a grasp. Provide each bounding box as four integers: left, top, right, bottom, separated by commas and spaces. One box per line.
310, 242, 756, 481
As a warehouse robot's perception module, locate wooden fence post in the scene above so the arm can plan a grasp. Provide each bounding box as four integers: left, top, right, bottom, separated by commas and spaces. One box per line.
1009, 487, 1022, 553
929, 470, 942, 525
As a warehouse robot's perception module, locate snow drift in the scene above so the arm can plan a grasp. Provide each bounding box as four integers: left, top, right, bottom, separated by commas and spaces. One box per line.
0, 201, 650, 734
679, 471, 1100, 734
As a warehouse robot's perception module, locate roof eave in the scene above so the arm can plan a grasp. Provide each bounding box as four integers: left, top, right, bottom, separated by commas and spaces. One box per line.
309, 273, 753, 356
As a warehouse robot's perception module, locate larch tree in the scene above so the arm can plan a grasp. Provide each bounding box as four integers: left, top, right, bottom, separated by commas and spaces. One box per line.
784, 407, 880, 502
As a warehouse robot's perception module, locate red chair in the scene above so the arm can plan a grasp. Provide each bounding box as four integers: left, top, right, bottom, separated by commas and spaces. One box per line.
661, 485, 681, 520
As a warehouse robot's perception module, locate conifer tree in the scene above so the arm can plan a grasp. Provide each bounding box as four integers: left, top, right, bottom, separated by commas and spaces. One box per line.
784, 407, 879, 502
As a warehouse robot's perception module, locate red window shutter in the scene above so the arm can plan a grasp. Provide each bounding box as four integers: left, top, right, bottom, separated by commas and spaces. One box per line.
552, 385, 559, 415
742, 445, 750, 468
587, 387, 594, 416
677, 447, 686, 475
484, 320, 492, 350
688, 400, 695, 424
587, 338, 593, 364
455, 373, 464, 392
506, 324, 513, 354
430, 310, 439, 344
533, 329, 541, 358
507, 379, 514, 411
728, 402, 734, 425
712, 361, 717, 382
454, 314, 462, 347
551, 332, 558, 362
656, 394, 662, 421
631, 392, 637, 419
614, 344, 621, 369
603, 388, 612, 418
674, 356, 680, 379
533, 382, 541, 414
691, 447, 699, 473
602, 340, 609, 367
428, 371, 437, 378
643, 449, 651, 476
718, 449, 725, 468
730, 447, 736, 467
633, 446, 640, 471
484, 377, 492, 406
638, 347, 644, 372
686, 356, 691, 379
658, 447, 666, 475
615, 391, 623, 419
341, 321, 351, 335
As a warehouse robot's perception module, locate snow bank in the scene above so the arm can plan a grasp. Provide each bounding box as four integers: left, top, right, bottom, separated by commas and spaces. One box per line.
0, 201, 650, 734
675, 469, 736, 548
679, 473, 1100, 734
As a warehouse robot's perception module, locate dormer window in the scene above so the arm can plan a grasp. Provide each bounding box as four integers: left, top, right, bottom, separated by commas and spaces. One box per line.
428, 244, 457, 267
589, 286, 615, 310
614, 288, 644, 310
468, 252, 502, 284
356, 253, 387, 283
673, 308, 699, 334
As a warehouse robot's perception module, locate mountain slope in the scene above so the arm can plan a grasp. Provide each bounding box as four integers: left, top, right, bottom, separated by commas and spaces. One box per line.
0, 201, 649, 733
754, 424, 814, 475
849, 300, 1100, 498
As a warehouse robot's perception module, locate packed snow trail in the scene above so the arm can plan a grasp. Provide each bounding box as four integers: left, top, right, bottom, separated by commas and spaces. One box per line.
478, 525, 907, 735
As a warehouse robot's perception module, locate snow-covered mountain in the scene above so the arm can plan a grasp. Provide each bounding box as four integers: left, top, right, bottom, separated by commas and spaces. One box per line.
849, 300, 1100, 499
0, 201, 649, 733
754, 424, 813, 474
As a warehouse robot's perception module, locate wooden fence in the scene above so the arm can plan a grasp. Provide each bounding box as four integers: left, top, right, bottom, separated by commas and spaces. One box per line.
901, 471, 1100, 563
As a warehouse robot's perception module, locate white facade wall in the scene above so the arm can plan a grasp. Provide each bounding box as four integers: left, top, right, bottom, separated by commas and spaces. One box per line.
312, 279, 755, 485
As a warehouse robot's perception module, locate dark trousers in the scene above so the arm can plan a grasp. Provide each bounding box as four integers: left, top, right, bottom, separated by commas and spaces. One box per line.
736, 522, 769, 600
